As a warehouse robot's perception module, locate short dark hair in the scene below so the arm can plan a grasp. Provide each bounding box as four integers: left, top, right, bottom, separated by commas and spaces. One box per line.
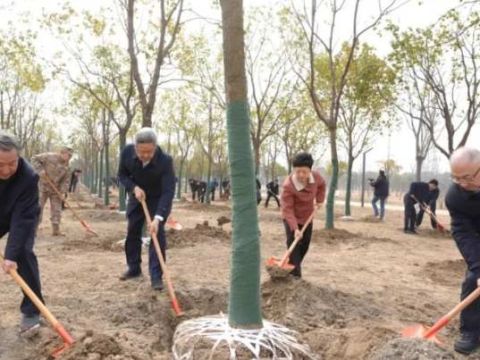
428, 179, 439, 187
0, 131, 21, 152
292, 152, 314, 169
379, 170, 385, 177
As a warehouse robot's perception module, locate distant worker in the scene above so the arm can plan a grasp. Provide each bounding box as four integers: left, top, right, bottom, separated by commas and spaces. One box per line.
403, 179, 438, 234
368, 169, 389, 220
265, 178, 280, 208
32, 146, 73, 236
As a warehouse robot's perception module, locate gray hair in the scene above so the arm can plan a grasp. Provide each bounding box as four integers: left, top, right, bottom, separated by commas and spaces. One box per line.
450, 147, 480, 166
0, 131, 21, 152
135, 127, 157, 145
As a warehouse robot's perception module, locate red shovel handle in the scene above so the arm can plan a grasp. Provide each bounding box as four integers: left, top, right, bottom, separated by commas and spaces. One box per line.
424, 286, 480, 339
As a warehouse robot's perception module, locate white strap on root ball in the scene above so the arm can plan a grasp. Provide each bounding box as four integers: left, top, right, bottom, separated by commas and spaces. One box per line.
172, 314, 317, 360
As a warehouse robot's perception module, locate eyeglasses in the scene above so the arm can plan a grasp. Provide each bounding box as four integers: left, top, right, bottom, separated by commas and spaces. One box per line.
451, 166, 480, 184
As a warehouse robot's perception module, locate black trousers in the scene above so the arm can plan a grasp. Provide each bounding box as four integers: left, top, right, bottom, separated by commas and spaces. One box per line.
198, 190, 206, 203
283, 220, 313, 277
460, 270, 480, 335
16, 236, 44, 316
190, 187, 197, 201
125, 198, 166, 280
403, 195, 416, 231
265, 192, 280, 208
416, 202, 437, 229
68, 180, 78, 193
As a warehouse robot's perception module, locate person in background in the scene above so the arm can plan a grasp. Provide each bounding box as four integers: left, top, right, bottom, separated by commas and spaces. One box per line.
256, 178, 262, 206
369, 170, 389, 220
32, 146, 73, 236
403, 179, 439, 234
265, 178, 280, 208
281, 152, 326, 278
416, 179, 440, 229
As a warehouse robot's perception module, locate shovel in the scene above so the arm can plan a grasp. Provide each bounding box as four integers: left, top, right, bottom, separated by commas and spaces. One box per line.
140, 199, 184, 317
0, 253, 75, 357
403, 286, 480, 344
166, 216, 183, 231
265, 208, 316, 277
43, 174, 98, 236
410, 195, 449, 233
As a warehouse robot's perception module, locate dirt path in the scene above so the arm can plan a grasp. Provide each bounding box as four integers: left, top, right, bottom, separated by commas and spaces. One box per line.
0, 194, 476, 359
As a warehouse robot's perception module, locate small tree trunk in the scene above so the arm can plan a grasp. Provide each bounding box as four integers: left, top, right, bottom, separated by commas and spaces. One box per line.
415, 156, 423, 181
325, 128, 338, 229
345, 154, 354, 216
98, 148, 104, 198
118, 130, 127, 211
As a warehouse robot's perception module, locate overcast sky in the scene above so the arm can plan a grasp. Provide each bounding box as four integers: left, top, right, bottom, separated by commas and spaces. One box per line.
2, 0, 475, 173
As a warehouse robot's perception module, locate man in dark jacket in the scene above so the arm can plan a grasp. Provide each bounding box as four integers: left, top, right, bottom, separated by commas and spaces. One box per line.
416, 181, 440, 229
369, 170, 389, 220
403, 179, 438, 234
256, 178, 262, 206
446, 147, 480, 355
197, 181, 207, 203
118, 128, 175, 290
0, 131, 44, 332
265, 178, 280, 208
188, 178, 198, 201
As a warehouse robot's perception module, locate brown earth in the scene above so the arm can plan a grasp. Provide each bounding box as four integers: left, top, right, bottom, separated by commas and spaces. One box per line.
0, 191, 477, 359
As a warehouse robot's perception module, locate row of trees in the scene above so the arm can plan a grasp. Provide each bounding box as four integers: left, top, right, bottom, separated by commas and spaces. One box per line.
1, 0, 478, 228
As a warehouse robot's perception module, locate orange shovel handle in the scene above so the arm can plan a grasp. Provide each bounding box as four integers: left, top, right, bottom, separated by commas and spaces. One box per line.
140, 199, 184, 316
44, 174, 97, 235
0, 253, 74, 345
279, 207, 317, 267
424, 286, 480, 339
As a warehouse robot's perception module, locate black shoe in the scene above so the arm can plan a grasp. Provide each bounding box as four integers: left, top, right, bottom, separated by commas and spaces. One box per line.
404, 229, 418, 235
454, 332, 480, 355
20, 314, 40, 333
151, 278, 164, 291
119, 269, 142, 281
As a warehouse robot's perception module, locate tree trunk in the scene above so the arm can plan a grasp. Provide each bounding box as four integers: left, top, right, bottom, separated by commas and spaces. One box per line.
118, 130, 127, 211
98, 148, 104, 199
345, 153, 354, 217
177, 159, 185, 199
326, 128, 338, 229
415, 156, 423, 182
220, 0, 262, 329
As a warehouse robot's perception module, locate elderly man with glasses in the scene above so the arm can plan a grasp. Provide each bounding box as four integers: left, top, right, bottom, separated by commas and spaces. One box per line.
446, 147, 480, 355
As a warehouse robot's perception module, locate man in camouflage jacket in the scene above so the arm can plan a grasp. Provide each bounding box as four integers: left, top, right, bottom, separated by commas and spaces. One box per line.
32, 147, 73, 236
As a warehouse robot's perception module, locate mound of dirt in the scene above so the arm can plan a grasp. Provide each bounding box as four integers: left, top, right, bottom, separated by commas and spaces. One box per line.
60, 332, 130, 360
424, 259, 466, 287
80, 210, 126, 223
167, 223, 230, 249
262, 278, 382, 333
317, 228, 357, 241
61, 230, 126, 252
360, 215, 383, 223
177, 202, 231, 213
369, 338, 455, 360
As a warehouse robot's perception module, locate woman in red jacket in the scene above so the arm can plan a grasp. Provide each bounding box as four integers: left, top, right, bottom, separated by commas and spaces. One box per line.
281, 152, 326, 277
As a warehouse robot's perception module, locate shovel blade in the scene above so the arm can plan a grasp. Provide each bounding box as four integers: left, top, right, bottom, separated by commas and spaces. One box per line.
402, 324, 443, 345
265, 257, 295, 271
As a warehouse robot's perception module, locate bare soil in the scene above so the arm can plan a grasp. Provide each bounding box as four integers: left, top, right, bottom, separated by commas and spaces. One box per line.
0, 190, 477, 359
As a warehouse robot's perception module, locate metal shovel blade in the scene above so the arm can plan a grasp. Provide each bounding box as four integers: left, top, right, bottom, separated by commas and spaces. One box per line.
402, 324, 443, 345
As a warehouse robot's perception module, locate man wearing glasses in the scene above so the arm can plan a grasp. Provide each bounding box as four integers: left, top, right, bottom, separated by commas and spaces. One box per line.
446, 147, 480, 355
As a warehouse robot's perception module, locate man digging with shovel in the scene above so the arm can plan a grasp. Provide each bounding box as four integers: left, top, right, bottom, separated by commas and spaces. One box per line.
0, 131, 45, 332
32, 146, 73, 236
280, 152, 325, 278
446, 147, 480, 355
118, 127, 175, 291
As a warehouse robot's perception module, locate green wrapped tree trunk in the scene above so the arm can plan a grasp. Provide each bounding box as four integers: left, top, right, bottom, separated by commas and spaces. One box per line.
220, 0, 262, 329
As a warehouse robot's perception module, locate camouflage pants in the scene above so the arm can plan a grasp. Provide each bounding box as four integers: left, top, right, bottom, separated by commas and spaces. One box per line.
39, 191, 63, 225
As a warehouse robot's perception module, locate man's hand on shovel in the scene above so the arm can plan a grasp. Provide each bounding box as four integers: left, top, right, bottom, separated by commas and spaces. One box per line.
2, 259, 17, 273
149, 217, 160, 236
134, 186, 146, 202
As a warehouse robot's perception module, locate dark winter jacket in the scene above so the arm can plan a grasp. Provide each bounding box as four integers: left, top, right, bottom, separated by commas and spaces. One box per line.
446, 184, 480, 276
370, 175, 389, 198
